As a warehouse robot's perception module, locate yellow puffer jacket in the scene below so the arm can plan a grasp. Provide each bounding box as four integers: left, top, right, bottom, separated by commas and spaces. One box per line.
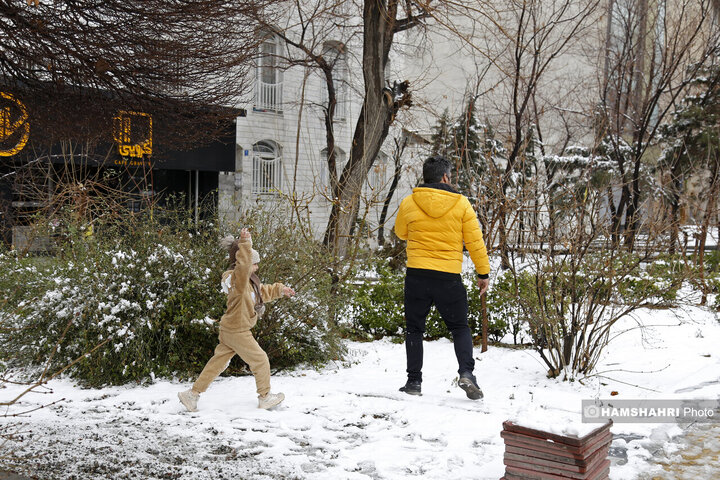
394, 186, 490, 276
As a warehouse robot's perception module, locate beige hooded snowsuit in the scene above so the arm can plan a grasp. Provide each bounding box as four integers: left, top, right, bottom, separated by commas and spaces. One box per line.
192, 238, 285, 396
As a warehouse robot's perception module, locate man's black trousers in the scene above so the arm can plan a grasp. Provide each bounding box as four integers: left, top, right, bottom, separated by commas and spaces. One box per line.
403, 269, 474, 383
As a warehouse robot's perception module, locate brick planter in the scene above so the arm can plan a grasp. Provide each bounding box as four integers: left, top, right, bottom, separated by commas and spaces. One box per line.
500, 420, 613, 480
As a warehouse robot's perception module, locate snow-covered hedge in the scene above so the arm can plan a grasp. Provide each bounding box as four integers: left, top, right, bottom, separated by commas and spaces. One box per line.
0, 210, 345, 386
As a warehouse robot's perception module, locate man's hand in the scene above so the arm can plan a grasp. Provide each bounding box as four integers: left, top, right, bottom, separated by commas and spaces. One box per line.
283, 286, 296, 297
240, 228, 251, 242
477, 277, 489, 296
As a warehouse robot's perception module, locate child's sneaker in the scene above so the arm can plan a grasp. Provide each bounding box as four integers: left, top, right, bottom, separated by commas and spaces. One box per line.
258, 392, 285, 409
458, 373, 483, 400
178, 389, 199, 412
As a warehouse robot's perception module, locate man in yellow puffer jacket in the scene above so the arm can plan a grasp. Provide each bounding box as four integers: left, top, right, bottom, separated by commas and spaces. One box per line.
394, 155, 490, 400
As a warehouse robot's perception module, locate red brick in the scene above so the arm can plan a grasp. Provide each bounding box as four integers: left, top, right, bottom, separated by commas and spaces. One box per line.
504, 459, 610, 480
502, 421, 612, 448
504, 445, 608, 474
504, 442, 609, 467
501, 430, 611, 456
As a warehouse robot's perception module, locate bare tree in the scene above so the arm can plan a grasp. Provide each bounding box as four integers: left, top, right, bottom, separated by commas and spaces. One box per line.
248, 1, 358, 229
506, 151, 691, 380
488, 0, 602, 268
599, 0, 717, 250
658, 57, 720, 303
322, 0, 425, 255
426, 1, 602, 268
1, 0, 275, 148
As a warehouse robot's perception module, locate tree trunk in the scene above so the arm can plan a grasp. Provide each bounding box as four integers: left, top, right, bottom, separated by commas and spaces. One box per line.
602, 0, 616, 88
323, 0, 411, 256
631, 0, 649, 122
668, 156, 685, 255
322, 66, 339, 196
621, 0, 649, 252
610, 184, 629, 247
624, 139, 645, 251
698, 161, 720, 305
498, 212, 511, 269
378, 136, 406, 247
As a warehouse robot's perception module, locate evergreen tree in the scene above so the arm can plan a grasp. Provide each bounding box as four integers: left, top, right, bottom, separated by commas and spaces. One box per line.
452, 98, 484, 199
658, 60, 720, 285
430, 109, 453, 159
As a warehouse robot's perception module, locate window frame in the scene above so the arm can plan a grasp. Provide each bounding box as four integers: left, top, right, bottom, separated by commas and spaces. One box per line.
252, 140, 282, 195
254, 35, 283, 113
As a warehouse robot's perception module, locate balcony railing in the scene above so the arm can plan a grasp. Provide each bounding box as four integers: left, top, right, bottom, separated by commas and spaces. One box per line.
255, 81, 282, 113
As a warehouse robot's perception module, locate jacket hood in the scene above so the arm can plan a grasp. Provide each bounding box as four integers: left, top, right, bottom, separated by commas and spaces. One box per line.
411, 184, 461, 218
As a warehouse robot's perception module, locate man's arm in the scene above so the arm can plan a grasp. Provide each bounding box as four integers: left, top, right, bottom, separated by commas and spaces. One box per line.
394, 199, 408, 240
461, 199, 490, 294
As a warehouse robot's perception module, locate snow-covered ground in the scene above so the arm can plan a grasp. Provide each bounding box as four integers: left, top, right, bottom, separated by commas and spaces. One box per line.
3, 304, 720, 479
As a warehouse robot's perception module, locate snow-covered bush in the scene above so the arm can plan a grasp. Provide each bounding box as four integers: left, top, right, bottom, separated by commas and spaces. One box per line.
486, 270, 535, 345
346, 260, 405, 339
510, 248, 699, 381
0, 207, 345, 386
2, 227, 226, 385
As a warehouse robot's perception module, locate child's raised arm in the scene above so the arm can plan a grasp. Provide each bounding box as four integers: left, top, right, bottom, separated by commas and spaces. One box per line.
230, 228, 254, 289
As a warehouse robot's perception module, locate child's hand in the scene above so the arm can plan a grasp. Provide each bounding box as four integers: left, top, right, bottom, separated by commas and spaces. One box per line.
240, 228, 251, 241
283, 286, 296, 297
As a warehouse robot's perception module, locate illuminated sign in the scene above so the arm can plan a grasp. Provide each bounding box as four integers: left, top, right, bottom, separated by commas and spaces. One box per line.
0, 92, 30, 157
113, 111, 152, 158
112, 158, 151, 168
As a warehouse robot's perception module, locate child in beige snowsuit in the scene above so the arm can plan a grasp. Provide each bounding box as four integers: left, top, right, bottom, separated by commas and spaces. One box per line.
179, 228, 295, 411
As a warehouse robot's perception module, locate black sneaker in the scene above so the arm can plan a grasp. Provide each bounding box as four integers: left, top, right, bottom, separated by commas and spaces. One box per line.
399, 380, 422, 396
458, 373, 483, 400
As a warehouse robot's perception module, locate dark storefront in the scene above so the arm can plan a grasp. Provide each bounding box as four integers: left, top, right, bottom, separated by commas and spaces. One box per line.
0, 87, 241, 248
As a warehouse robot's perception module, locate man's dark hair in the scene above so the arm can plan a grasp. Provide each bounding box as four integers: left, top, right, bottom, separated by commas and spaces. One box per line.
423, 155, 452, 183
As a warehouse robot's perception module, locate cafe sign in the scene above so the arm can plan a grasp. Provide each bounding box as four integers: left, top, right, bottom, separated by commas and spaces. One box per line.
0, 92, 30, 157
113, 111, 152, 158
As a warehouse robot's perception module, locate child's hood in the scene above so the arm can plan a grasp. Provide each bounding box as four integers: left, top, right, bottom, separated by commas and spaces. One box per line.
221, 270, 233, 294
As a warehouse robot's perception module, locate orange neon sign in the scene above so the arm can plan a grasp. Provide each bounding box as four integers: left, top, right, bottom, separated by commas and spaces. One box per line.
113, 111, 152, 158
0, 92, 30, 157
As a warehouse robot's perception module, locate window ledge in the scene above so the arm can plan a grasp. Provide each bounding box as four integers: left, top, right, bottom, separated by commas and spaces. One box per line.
253, 107, 284, 115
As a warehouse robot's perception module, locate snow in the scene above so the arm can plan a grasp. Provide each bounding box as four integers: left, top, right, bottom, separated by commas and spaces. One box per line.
4, 305, 720, 479
504, 412, 601, 438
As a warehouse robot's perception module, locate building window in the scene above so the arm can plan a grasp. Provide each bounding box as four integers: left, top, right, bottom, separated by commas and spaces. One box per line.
252, 140, 282, 194
255, 35, 283, 112
320, 147, 347, 192
322, 42, 348, 121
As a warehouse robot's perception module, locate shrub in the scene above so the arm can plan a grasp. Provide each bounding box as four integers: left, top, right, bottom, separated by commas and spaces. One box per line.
0, 204, 345, 386
346, 260, 405, 338
703, 250, 720, 274
346, 257, 507, 343
620, 256, 685, 306
512, 248, 698, 380
485, 270, 535, 344
241, 207, 347, 371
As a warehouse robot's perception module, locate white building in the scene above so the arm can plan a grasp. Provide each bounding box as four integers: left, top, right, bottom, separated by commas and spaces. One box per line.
218, 22, 428, 242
